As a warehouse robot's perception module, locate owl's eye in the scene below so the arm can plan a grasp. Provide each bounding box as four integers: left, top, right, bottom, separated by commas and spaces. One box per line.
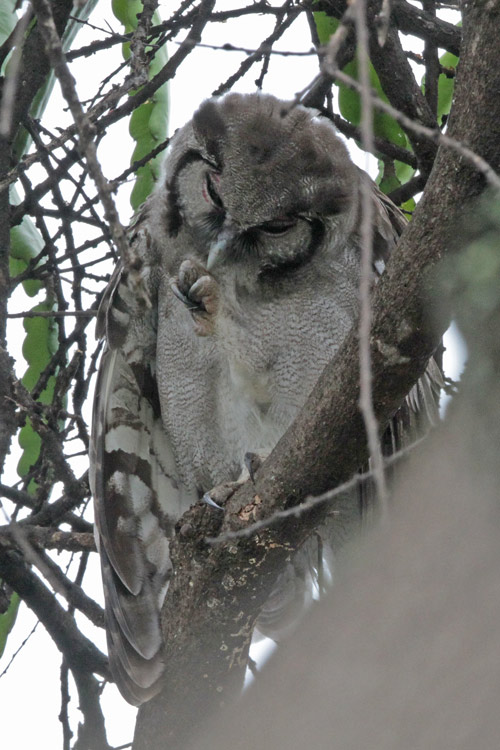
258, 218, 297, 236
204, 172, 224, 210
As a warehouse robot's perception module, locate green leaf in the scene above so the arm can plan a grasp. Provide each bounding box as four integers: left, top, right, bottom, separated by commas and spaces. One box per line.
338, 59, 408, 148
394, 159, 415, 186
17, 298, 58, 477
112, 0, 144, 31
401, 197, 416, 215
21, 301, 58, 396
436, 50, 459, 125
313, 11, 407, 150
112, 1, 169, 210
17, 420, 42, 478
377, 160, 402, 194
0, 1, 16, 48
129, 99, 156, 142
149, 87, 169, 140
9, 186, 44, 297
313, 10, 339, 44
0, 592, 21, 659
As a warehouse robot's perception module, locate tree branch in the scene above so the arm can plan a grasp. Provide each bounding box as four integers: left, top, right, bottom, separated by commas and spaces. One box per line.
315, 0, 461, 56
0, 540, 109, 678
392, 0, 461, 56
365, 0, 438, 175
133, 1, 500, 747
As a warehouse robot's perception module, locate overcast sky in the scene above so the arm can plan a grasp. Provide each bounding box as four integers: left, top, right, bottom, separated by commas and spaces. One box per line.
0, 2, 465, 748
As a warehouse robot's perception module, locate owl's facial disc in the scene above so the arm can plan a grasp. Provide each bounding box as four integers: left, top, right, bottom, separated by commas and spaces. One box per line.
203, 172, 223, 210
200, 170, 304, 270
171, 148, 323, 274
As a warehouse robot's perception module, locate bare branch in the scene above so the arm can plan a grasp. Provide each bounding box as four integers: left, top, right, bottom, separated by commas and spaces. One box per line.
0, 540, 109, 678
31, 0, 140, 295
22, 526, 96, 553
354, 0, 388, 509
322, 64, 500, 190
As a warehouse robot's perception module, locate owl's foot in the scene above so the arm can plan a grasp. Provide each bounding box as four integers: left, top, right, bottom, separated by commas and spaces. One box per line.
202, 453, 267, 510
170, 259, 218, 336
244, 452, 264, 483
202, 481, 242, 511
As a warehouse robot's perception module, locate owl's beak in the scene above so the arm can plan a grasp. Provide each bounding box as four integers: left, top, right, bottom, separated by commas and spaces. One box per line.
206, 224, 236, 271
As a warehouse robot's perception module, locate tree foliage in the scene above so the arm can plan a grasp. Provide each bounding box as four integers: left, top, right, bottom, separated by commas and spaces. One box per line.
0, 1, 499, 749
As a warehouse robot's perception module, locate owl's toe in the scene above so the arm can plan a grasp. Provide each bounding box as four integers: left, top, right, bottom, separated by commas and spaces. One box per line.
172, 260, 219, 336
202, 480, 243, 510
244, 452, 265, 483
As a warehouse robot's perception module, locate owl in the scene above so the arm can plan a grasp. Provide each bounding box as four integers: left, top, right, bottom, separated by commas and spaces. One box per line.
90, 93, 439, 705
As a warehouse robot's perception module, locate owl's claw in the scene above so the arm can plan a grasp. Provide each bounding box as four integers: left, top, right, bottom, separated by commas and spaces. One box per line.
171, 259, 219, 336
170, 281, 199, 311
202, 481, 243, 511
244, 452, 263, 483
202, 492, 224, 511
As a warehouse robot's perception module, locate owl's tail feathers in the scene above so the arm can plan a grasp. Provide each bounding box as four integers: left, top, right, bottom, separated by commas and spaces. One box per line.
254, 536, 337, 643
255, 561, 314, 643
406, 357, 443, 430
100, 549, 165, 706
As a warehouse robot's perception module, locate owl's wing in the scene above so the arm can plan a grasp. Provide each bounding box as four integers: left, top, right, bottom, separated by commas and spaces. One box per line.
256, 178, 443, 641
361, 172, 443, 432
373, 180, 443, 434
90, 216, 182, 705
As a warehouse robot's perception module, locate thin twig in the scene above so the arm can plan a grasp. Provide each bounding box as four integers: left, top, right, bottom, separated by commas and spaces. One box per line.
354, 0, 388, 512
0, 540, 109, 678
0, 620, 40, 679
7, 310, 96, 319
322, 64, 500, 190
30, 0, 148, 305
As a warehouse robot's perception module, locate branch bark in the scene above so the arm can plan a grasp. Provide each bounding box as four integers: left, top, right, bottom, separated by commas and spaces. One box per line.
0, 541, 109, 678
392, 0, 461, 56
8, 0, 74, 151
316, 0, 461, 55
133, 2, 500, 748
365, 1, 438, 175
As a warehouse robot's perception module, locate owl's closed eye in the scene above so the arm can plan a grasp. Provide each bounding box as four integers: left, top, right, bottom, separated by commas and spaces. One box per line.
90, 92, 440, 705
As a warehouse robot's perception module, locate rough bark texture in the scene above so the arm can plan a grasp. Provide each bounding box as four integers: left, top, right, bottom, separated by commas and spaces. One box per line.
0, 0, 74, 472
188, 260, 500, 750
133, 2, 500, 749
10, 0, 74, 152
0, 139, 16, 475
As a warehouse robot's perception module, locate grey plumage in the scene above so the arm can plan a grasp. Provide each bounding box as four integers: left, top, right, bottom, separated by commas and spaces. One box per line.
90, 93, 440, 705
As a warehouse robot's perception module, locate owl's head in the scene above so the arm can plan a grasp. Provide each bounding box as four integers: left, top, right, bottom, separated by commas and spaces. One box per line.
162, 93, 359, 277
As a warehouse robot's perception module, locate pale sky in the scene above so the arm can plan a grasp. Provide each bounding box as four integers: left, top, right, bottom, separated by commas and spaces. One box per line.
0, 2, 464, 748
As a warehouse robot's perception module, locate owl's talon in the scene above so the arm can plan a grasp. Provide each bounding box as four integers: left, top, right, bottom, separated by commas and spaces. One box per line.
202, 480, 243, 510
244, 452, 263, 483
172, 260, 219, 335
189, 277, 218, 315
202, 492, 224, 511
170, 281, 199, 311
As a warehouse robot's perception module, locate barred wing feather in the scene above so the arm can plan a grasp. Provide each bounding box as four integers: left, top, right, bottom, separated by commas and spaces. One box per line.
90, 262, 182, 705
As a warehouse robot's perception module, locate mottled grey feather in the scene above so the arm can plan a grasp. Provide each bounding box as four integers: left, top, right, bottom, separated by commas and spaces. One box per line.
91, 92, 441, 704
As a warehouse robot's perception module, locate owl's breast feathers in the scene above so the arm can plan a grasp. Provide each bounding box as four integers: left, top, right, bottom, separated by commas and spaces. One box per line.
91, 92, 441, 705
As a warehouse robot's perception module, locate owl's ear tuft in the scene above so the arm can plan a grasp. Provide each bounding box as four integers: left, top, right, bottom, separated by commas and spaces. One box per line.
193, 99, 226, 163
